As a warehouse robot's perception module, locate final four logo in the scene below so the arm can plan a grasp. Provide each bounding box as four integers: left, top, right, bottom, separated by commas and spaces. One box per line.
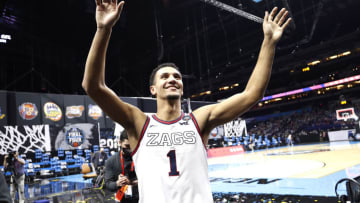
88, 104, 103, 120
211, 127, 218, 137
44, 102, 62, 121
65, 127, 84, 147
18, 103, 38, 120
66, 105, 84, 119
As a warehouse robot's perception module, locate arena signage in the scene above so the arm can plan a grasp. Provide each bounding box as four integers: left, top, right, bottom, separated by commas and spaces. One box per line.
44, 102, 62, 121
18, 102, 38, 120
66, 105, 84, 119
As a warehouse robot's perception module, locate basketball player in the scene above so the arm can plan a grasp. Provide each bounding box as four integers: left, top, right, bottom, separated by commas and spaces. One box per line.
82, 0, 291, 202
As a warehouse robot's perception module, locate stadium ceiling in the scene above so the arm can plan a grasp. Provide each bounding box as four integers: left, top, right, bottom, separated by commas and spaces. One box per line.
0, 0, 359, 101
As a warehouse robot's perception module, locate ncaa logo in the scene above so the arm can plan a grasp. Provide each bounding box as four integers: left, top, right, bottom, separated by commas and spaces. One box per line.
44, 102, 62, 121
66, 127, 84, 147
19, 103, 38, 120
88, 104, 103, 120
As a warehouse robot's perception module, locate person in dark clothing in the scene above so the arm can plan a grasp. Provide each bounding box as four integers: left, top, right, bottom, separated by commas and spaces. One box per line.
104, 130, 138, 202
0, 171, 12, 203
3, 151, 25, 203
91, 147, 108, 174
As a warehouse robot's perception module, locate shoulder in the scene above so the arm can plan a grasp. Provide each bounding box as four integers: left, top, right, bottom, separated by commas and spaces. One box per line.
191, 104, 217, 129
108, 152, 120, 162
105, 153, 117, 167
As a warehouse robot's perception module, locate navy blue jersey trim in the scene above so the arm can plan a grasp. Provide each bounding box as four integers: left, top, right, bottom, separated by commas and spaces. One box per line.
189, 113, 207, 149
131, 116, 150, 156
152, 112, 184, 124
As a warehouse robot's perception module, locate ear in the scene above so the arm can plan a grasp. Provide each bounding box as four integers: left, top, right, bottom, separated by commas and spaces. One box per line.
150, 85, 156, 96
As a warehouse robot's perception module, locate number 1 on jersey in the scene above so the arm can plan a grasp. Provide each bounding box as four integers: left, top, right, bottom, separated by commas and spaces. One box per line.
167, 150, 180, 176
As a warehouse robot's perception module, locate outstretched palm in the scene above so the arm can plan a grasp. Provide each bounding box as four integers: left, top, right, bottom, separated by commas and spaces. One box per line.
95, 0, 124, 29
263, 7, 291, 44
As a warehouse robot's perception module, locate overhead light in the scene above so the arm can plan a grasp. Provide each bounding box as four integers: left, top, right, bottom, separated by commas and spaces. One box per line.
252, 0, 263, 2
328, 55, 338, 60
339, 51, 351, 56
307, 60, 321, 66
219, 86, 230, 91
302, 67, 310, 72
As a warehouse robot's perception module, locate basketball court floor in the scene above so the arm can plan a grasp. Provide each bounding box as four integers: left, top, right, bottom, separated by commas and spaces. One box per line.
25, 141, 359, 202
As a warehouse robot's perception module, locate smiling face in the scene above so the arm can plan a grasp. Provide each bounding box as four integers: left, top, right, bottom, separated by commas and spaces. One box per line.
150, 66, 184, 100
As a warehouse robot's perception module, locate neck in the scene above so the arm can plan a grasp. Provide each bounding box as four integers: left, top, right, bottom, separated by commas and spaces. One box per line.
156, 98, 182, 121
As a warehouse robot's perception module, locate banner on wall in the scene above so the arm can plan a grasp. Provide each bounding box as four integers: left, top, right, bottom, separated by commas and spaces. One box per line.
208, 125, 224, 140
15, 92, 42, 125
41, 94, 65, 126
0, 91, 7, 126
50, 123, 100, 150
85, 97, 105, 128
99, 122, 125, 150
64, 95, 86, 124
0, 124, 51, 155
100, 128, 119, 150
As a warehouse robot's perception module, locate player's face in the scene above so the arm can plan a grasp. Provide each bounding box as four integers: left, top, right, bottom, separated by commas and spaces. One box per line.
150, 67, 183, 100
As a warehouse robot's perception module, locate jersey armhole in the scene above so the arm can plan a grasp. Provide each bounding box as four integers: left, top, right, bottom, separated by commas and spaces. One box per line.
131, 116, 150, 156
189, 113, 207, 150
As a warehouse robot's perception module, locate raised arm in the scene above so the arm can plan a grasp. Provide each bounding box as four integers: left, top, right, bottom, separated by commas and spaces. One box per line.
82, 0, 147, 143
194, 7, 292, 136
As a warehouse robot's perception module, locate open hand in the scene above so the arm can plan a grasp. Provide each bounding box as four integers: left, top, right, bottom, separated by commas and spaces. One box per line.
263, 7, 291, 44
95, 0, 125, 29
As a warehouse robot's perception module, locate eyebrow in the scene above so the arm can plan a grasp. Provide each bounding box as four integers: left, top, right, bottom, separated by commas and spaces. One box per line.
159, 72, 182, 77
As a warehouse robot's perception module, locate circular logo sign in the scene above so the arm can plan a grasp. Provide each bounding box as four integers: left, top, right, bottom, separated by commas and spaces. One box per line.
88, 104, 103, 120
19, 103, 38, 120
44, 102, 62, 121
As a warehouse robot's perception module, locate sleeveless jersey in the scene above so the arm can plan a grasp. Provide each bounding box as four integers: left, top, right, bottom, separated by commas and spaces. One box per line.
132, 112, 213, 203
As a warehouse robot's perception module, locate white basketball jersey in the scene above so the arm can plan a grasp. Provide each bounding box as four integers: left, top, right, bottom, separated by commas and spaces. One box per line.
132, 112, 213, 203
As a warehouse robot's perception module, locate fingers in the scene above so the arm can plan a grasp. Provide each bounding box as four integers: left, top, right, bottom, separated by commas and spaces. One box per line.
95, 0, 101, 6
268, 7, 278, 22
273, 8, 286, 24
266, 7, 291, 28
264, 11, 269, 22
281, 18, 292, 29
115, 1, 125, 17
278, 10, 289, 26
117, 1, 125, 11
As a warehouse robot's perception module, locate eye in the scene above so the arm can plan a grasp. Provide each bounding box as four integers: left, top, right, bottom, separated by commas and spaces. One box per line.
174, 74, 181, 79
160, 73, 169, 79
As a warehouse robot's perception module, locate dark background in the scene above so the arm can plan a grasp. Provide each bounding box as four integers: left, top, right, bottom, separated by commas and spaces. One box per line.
0, 0, 359, 116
